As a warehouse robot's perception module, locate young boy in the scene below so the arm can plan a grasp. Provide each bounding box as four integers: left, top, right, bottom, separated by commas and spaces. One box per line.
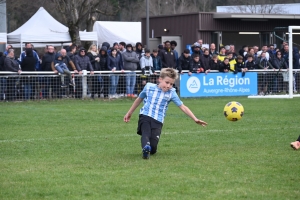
140, 49, 156, 90
123, 68, 207, 159
234, 55, 247, 77
54, 53, 74, 87
190, 54, 204, 75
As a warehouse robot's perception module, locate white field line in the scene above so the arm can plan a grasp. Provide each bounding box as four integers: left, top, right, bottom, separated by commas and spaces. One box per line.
0, 126, 298, 143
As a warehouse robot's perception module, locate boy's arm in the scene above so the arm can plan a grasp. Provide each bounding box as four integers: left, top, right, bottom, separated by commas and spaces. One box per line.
178, 104, 207, 126
124, 97, 143, 122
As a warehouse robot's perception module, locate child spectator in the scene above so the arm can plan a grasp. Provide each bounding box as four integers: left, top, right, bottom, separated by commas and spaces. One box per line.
209, 54, 221, 71
177, 49, 192, 74
151, 49, 162, 71
217, 46, 226, 62
200, 49, 211, 73
219, 57, 230, 73
227, 52, 236, 72
190, 54, 204, 75
140, 49, 156, 90
54, 53, 74, 88
244, 55, 257, 70
123, 68, 207, 159
234, 55, 247, 76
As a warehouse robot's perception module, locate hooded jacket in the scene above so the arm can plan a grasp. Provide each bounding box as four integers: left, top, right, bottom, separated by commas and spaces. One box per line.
177, 53, 191, 73
99, 46, 108, 71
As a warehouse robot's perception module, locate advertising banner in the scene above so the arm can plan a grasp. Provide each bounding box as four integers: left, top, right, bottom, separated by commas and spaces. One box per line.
180, 72, 257, 97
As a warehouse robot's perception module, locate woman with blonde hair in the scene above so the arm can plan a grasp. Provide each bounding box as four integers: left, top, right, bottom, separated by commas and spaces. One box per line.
87, 44, 101, 98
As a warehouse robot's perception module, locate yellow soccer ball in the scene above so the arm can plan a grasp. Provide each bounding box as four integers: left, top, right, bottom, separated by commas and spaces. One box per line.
223, 101, 244, 121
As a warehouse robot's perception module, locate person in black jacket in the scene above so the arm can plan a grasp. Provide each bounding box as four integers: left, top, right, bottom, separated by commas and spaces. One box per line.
87, 44, 101, 99
177, 49, 191, 74
0, 52, 6, 100
219, 57, 230, 73
21, 48, 36, 100
190, 54, 203, 75
4, 49, 21, 101
41, 45, 56, 99
161, 41, 176, 69
98, 46, 109, 98
209, 55, 221, 71
200, 49, 211, 73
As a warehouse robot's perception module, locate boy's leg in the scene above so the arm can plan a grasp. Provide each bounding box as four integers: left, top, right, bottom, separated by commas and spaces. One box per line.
149, 128, 161, 155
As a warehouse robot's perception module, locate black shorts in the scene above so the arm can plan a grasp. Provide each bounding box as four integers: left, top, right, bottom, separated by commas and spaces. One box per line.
137, 114, 163, 136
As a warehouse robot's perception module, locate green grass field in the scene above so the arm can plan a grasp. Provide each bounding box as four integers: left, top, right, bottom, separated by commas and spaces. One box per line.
0, 97, 299, 200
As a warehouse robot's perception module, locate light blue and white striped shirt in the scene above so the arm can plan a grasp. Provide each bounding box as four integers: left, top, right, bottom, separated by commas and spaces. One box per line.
139, 83, 183, 123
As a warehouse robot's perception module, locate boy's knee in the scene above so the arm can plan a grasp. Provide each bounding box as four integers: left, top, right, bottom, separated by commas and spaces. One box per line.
150, 146, 157, 155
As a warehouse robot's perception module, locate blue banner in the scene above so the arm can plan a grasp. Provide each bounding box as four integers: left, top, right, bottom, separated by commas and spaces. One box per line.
180, 72, 257, 97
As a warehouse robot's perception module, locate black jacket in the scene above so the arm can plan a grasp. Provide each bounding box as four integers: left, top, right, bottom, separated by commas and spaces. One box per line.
200, 54, 210, 71
161, 48, 176, 69
41, 52, 55, 71
209, 59, 221, 70
177, 54, 191, 73
87, 52, 101, 71
190, 60, 202, 73
219, 62, 230, 72
21, 56, 36, 71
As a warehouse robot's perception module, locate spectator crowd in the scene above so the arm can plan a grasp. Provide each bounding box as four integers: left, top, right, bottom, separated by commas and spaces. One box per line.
0, 39, 299, 101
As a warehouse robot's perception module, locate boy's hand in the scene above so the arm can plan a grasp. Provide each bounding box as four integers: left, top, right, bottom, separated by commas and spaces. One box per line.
124, 113, 132, 122
194, 119, 207, 127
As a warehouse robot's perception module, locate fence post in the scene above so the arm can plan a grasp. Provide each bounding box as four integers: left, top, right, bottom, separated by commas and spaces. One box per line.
82, 70, 87, 98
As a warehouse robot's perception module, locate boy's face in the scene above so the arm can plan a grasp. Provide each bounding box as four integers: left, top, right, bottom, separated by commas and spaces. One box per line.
248, 57, 253, 62
237, 59, 243, 63
58, 56, 62, 60
158, 77, 175, 92
145, 52, 150, 57
153, 52, 158, 57
227, 54, 233, 59
224, 59, 229, 64
193, 57, 199, 62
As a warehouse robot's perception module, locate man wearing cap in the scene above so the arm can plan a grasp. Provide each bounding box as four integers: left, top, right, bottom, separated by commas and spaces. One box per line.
74, 47, 94, 98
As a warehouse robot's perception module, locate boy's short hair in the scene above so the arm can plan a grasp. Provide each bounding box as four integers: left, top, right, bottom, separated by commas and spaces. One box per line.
152, 49, 158, 53
183, 49, 190, 54
247, 55, 253, 58
192, 53, 200, 58
145, 49, 151, 53
237, 55, 243, 60
226, 51, 233, 55
160, 68, 178, 80
212, 54, 218, 59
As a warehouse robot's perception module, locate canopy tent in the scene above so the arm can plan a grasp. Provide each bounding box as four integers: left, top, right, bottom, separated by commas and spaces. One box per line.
93, 21, 141, 47
7, 7, 97, 50
0, 33, 7, 44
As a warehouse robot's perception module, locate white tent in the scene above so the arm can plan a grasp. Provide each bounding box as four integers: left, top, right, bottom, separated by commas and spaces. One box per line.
0, 33, 7, 44
93, 21, 141, 46
7, 7, 97, 49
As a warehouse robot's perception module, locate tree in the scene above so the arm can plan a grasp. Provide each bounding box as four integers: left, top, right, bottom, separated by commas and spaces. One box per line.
51, 0, 120, 45
224, 0, 288, 14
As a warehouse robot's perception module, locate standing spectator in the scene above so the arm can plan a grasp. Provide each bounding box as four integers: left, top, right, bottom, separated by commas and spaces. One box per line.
244, 55, 257, 70
135, 42, 144, 69
20, 48, 36, 100
191, 42, 202, 56
140, 49, 155, 90
107, 48, 124, 98
3, 45, 13, 56
257, 45, 270, 61
122, 44, 139, 97
87, 44, 101, 99
19, 43, 40, 71
41, 45, 56, 99
227, 52, 237, 72
67, 45, 77, 61
119, 42, 126, 53
209, 54, 221, 71
272, 51, 288, 93
258, 52, 273, 95
234, 56, 247, 76
292, 47, 300, 92
217, 46, 226, 62
200, 49, 210, 72
177, 49, 192, 74
219, 57, 230, 73
170, 40, 179, 67
151, 49, 162, 71
190, 54, 203, 75
4, 49, 22, 101
161, 41, 176, 69
253, 45, 260, 63
229, 45, 238, 59
0, 52, 5, 100
209, 43, 218, 58
98, 46, 109, 98
238, 45, 248, 60
157, 44, 165, 59
74, 47, 94, 98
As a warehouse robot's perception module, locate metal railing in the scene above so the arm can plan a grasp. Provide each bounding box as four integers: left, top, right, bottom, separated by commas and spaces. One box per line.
0, 69, 299, 101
